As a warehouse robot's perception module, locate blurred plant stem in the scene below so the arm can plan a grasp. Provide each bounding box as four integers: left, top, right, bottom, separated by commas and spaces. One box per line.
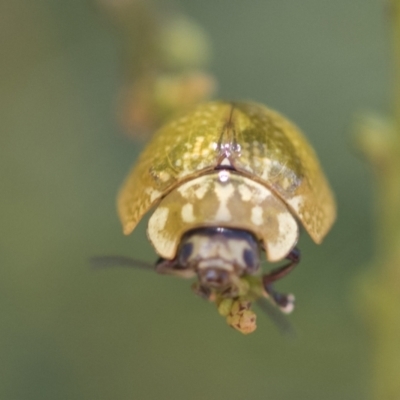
355, 1, 400, 398
96, 0, 216, 138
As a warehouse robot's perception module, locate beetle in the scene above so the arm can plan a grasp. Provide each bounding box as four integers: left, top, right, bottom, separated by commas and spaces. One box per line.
117, 101, 336, 313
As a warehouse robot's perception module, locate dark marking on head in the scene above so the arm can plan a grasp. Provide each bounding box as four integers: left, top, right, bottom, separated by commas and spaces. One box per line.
178, 242, 193, 265
243, 249, 255, 269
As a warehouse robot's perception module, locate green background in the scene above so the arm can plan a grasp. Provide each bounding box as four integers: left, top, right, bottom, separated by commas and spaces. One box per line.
1, 1, 389, 399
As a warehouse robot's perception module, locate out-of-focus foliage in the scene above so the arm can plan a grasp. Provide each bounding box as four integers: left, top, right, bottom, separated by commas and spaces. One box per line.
0, 0, 389, 399
97, 0, 216, 138
354, 112, 400, 400
354, 3, 400, 398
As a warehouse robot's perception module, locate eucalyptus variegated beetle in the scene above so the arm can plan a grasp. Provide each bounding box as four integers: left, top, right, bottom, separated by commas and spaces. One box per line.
117, 101, 336, 314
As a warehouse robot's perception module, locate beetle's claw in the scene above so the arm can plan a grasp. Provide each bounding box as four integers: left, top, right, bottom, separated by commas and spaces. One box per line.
275, 293, 295, 314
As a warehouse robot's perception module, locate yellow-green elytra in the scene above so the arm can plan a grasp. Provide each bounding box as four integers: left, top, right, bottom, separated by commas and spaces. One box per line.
118, 101, 336, 311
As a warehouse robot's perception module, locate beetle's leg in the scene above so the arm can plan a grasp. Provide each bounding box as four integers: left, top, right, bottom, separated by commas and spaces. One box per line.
262, 248, 300, 314
263, 248, 300, 283
191, 282, 212, 299
155, 258, 196, 279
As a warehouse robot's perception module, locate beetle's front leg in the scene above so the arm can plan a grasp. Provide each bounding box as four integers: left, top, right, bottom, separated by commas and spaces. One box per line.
191, 282, 213, 299
262, 248, 300, 314
155, 258, 196, 279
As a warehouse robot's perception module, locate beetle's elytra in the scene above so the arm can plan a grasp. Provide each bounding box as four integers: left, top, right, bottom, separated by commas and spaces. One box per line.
118, 101, 336, 313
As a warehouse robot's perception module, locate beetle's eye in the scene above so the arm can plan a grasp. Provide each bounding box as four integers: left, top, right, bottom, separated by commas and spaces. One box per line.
178, 242, 193, 265
243, 248, 257, 270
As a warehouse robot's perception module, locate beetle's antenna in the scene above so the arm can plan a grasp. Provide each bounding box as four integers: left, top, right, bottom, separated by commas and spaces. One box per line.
90, 256, 155, 271
256, 297, 296, 338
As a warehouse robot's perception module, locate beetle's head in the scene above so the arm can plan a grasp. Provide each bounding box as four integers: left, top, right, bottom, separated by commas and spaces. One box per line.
177, 227, 261, 292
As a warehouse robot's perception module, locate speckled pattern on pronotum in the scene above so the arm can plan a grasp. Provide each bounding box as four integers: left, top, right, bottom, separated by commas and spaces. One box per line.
147, 171, 299, 262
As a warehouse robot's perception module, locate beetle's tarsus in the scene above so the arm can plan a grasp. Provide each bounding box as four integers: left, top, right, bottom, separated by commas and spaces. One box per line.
267, 289, 295, 314
262, 247, 300, 311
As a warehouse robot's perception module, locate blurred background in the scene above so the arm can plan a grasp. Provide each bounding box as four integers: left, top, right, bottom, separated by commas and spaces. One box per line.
0, 0, 390, 399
